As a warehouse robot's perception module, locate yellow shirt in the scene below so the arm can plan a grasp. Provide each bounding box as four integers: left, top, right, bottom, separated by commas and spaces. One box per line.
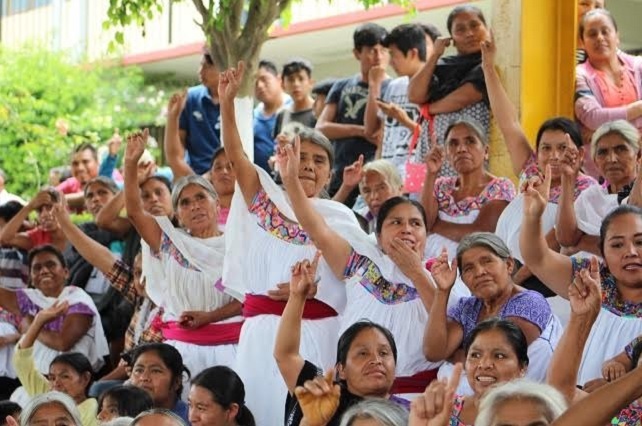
13, 345, 98, 426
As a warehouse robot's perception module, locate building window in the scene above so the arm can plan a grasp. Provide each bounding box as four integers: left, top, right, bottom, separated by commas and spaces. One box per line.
3, 0, 53, 16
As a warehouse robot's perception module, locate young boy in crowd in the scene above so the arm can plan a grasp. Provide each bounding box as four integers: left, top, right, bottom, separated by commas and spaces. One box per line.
364, 23, 441, 186
273, 58, 316, 138
316, 22, 390, 206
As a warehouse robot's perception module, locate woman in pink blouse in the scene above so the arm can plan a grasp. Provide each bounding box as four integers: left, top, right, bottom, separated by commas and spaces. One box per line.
575, 9, 642, 177
420, 118, 515, 259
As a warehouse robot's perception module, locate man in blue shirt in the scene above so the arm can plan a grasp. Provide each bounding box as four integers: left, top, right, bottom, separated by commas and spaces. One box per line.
172, 51, 221, 175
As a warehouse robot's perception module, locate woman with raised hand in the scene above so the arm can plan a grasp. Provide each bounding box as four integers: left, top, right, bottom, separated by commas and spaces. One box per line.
275, 254, 409, 425
277, 131, 470, 402
0, 245, 108, 374
555, 120, 640, 256
521, 165, 642, 388
547, 255, 642, 425
575, 8, 642, 177
424, 233, 561, 395
12, 301, 98, 426
420, 118, 515, 260
123, 130, 242, 380
218, 62, 361, 424
481, 32, 597, 297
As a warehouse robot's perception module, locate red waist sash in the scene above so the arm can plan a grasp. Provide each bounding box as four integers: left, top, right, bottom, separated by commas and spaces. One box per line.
158, 320, 243, 346
391, 369, 438, 395
242, 294, 337, 319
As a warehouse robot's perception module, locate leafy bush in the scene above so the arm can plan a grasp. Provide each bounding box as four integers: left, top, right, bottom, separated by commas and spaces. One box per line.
0, 45, 185, 199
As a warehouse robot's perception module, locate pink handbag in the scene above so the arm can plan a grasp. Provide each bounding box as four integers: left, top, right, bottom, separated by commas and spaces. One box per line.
404, 105, 434, 193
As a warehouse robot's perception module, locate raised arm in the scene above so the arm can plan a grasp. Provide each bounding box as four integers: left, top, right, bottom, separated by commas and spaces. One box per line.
363, 66, 385, 138
0, 190, 54, 250
218, 63, 261, 205
94, 190, 131, 237
547, 256, 601, 403
480, 37, 533, 176
165, 91, 195, 180
331, 155, 363, 204
555, 140, 584, 247
0, 288, 20, 316
520, 166, 574, 298
423, 251, 464, 361
274, 254, 319, 394
408, 37, 450, 104
276, 139, 352, 280
420, 146, 444, 229
124, 130, 162, 252
52, 200, 116, 276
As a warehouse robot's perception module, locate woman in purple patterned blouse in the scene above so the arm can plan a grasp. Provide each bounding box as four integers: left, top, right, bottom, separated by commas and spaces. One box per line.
0, 245, 108, 374
424, 233, 561, 394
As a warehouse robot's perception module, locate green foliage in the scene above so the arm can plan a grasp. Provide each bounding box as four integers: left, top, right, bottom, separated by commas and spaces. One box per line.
104, 0, 414, 47
0, 45, 182, 200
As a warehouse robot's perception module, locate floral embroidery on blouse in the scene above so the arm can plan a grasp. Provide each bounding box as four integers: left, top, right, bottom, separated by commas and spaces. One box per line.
344, 251, 419, 305
449, 394, 468, 426
434, 176, 515, 217
572, 257, 642, 317
249, 189, 310, 245
160, 232, 201, 272
519, 154, 597, 204
625, 335, 642, 360
611, 401, 642, 426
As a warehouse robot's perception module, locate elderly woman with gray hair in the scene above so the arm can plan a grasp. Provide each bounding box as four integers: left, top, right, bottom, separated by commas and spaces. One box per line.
556, 120, 640, 256
123, 129, 242, 380
423, 232, 562, 394
420, 119, 515, 259
4, 391, 83, 426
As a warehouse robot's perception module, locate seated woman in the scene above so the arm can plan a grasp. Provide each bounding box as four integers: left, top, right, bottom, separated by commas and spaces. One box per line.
52, 190, 164, 394
188, 366, 255, 426
408, 4, 491, 178
556, 120, 640, 256
421, 119, 515, 259
424, 233, 561, 394
127, 343, 190, 423
274, 256, 408, 425
0, 245, 108, 374
333, 158, 404, 233
165, 93, 236, 229
124, 130, 242, 379
11, 301, 97, 426
219, 64, 358, 424
481, 35, 597, 297
278, 131, 471, 398
10, 391, 83, 426
575, 9, 642, 177
521, 171, 642, 386
0, 189, 66, 252
97, 385, 154, 424
339, 399, 408, 426
412, 318, 530, 425
475, 380, 567, 426
547, 256, 642, 424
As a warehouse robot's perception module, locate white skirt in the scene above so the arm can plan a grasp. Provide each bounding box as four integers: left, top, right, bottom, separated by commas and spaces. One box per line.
577, 308, 642, 386
234, 314, 339, 426
438, 314, 563, 395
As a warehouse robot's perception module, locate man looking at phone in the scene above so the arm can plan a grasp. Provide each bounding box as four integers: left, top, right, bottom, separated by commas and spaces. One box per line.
364, 23, 440, 186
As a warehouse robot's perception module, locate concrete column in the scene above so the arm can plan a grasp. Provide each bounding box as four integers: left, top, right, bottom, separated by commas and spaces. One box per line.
489, 0, 577, 179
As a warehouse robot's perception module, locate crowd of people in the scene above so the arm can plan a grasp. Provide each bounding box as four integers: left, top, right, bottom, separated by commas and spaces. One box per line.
1, 1, 642, 425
